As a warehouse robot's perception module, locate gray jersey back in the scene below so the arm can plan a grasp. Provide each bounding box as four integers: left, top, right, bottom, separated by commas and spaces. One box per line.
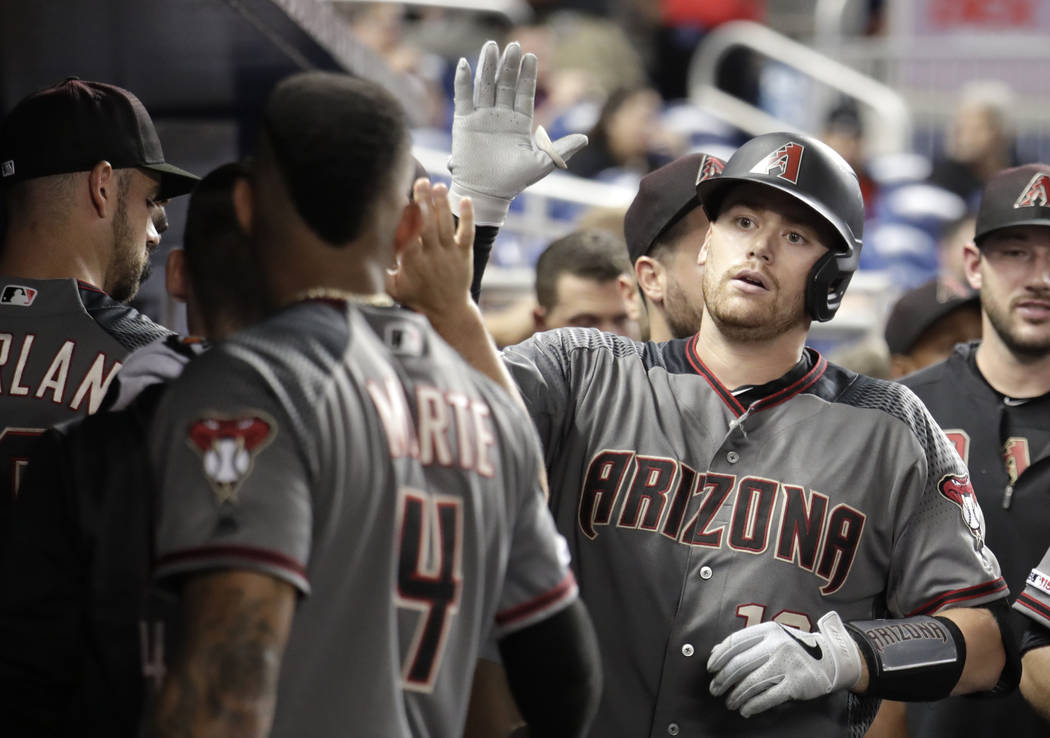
0, 277, 170, 515
151, 300, 575, 737
503, 328, 1005, 738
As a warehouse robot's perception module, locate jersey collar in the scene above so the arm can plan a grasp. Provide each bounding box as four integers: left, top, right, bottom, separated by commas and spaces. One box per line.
685, 333, 828, 417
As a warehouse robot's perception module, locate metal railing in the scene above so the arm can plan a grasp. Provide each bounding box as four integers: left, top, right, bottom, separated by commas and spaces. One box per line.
320, 0, 532, 24
686, 20, 913, 155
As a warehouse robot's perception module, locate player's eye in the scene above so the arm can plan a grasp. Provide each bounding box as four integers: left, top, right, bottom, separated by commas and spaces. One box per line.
734, 215, 755, 229
785, 231, 808, 245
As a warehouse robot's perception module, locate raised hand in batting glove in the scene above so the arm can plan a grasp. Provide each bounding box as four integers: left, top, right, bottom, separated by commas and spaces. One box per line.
448, 40, 588, 226
707, 611, 863, 718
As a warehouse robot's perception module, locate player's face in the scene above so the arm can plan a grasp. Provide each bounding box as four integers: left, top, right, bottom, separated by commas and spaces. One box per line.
543, 273, 640, 338
971, 226, 1050, 357
700, 184, 829, 341
107, 168, 164, 302
659, 208, 708, 339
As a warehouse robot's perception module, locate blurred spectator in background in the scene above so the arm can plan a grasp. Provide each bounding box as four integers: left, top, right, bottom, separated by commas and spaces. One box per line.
338, 3, 443, 126
624, 152, 723, 341
822, 101, 879, 218
534, 228, 640, 337
938, 211, 978, 297
929, 80, 1018, 205
567, 86, 676, 179
884, 279, 981, 378
509, 12, 647, 134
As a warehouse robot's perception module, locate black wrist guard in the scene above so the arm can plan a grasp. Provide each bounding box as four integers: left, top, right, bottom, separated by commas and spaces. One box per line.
845, 615, 966, 701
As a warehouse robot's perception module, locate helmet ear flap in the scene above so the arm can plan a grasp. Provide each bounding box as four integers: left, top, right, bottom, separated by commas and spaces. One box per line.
806, 250, 846, 322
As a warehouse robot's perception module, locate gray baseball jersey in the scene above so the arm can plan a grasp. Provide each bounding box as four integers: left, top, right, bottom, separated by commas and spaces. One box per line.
150, 299, 576, 737
1015, 547, 1050, 629
0, 277, 170, 529
502, 328, 1006, 737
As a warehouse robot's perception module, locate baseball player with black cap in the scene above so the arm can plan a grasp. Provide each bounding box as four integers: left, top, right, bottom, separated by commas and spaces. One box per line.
400, 41, 1018, 736
878, 163, 1050, 737
624, 152, 725, 341
0, 77, 199, 530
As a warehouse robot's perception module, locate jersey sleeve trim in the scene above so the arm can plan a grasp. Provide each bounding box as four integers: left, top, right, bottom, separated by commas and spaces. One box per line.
154, 543, 310, 594
494, 571, 578, 631
1014, 592, 1050, 629
907, 577, 1008, 616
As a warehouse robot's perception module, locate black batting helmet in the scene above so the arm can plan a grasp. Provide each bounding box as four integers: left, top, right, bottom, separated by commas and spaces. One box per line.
695, 131, 864, 322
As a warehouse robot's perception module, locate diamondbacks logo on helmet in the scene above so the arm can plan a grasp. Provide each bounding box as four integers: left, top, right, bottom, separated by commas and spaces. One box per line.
187, 412, 276, 504
695, 154, 725, 185
749, 142, 805, 184
1013, 172, 1050, 208
938, 473, 983, 543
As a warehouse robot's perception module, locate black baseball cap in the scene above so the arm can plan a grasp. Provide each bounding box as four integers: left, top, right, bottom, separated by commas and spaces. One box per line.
974, 163, 1050, 244
623, 152, 725, 262
0, 77, 199, 199
884, 279, 980, 355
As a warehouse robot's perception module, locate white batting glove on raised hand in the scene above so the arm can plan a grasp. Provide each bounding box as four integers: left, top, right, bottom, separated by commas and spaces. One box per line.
448, 40, 589, 226
707, 611, 863, 718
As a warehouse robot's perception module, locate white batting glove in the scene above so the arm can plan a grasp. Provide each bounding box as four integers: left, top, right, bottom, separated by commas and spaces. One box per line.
707, 611, 863, 718
448, 40, 589, 226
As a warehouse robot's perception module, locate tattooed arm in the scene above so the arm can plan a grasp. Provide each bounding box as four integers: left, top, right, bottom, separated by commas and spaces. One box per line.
152, 570, 296, 738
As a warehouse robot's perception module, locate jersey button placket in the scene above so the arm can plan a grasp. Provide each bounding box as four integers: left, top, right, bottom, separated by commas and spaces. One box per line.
681, 643, 694, 657
726, 450, 739, 464
699, 565, 713, 580
667, 723, 680, 736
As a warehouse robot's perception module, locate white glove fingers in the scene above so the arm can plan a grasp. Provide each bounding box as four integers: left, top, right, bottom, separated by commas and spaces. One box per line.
514, 52, 538, 117
738, 677, 790, 718
495, 42, 521, 109
533, 126, 565, 170
708, 647, 768, 697
551, 132, 589, 168
453, 58, 474, 116
727, 671, 784, 713
707, 626, 770, 673
474, 41, 499, 109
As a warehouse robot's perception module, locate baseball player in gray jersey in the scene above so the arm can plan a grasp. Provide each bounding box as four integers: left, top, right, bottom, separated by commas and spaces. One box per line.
0, 78, 198, 532
403, 41, 1019, 737
150, 72, 600, 738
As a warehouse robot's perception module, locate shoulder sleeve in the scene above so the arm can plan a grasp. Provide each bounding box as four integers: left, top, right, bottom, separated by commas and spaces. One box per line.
875, 382, 1007, 616
150, 347, 313, 595
1015, 547, 1050, 630
492, 406, 577, 637
500, 330, 576, 450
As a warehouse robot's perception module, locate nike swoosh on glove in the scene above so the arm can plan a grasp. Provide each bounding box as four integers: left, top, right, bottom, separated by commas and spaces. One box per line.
447, 40, 588, 226
707, 611, 863, 718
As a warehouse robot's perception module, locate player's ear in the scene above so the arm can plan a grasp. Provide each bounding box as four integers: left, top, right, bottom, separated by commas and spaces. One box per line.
698, 226, 714, 267
393, 200, 423, 257
233, 176, 253, 236
166, 248, 188, 304
532, 305, 548, 333
87, 161, 115, 218
962, 241, 983, 291
635, 256, 665, 303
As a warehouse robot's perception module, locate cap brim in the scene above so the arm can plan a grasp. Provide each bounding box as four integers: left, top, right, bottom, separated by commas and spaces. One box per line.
976, 217, 1050, 244
143, 162, 201, 199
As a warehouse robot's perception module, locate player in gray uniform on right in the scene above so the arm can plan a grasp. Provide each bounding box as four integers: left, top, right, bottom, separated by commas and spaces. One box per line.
406, 40, 1019, 738
1014, 544, 1050, 723
150, 72, 600, 738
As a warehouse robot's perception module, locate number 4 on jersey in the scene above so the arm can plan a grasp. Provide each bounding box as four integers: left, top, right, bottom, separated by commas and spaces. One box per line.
396, 488, 463, 692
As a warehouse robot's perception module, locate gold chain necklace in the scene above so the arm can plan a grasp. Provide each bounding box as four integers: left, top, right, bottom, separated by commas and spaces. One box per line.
292, 286, 395, 308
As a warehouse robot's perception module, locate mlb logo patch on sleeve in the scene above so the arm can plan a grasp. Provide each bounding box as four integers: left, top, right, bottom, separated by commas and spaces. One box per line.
1028, 568, 1050, 596
1, 285, 38, 306
187, 412, 277, 505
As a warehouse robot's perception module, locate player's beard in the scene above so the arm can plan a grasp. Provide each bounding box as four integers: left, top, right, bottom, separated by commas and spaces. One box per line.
663, 275, 704, 339
702, 263, 806, 342
107, 185, 151, 303
983, 289, 1050, 358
